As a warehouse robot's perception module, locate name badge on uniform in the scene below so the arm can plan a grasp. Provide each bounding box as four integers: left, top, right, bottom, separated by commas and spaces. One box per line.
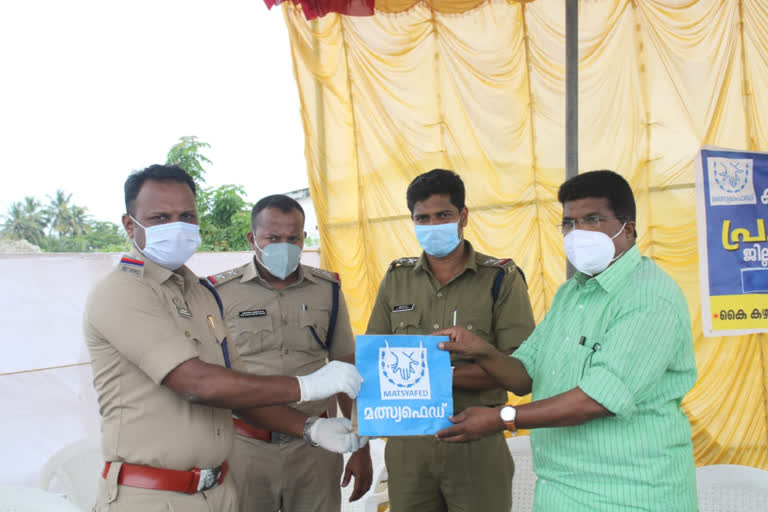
175, 304, 193, 318
239, 309, 267, 318
392, 304, 415, 312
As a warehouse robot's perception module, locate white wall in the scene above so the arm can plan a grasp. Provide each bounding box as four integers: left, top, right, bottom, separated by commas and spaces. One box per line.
0, 250, 320, 486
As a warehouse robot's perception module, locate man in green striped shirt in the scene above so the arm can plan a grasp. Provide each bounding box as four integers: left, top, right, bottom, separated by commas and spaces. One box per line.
435, 170, 698, 511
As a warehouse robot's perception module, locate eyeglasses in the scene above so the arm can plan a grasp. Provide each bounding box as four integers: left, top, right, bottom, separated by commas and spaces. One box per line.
558, 215, 621, 234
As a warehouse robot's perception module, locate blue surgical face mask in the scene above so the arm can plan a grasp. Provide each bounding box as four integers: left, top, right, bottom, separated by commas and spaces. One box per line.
414, 222, 461, 258
254, 241, 302, 280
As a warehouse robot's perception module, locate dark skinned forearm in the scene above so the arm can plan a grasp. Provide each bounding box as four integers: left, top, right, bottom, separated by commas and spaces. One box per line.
162, 357, 300, 409
473, 351, 533, 396
235, 405, 308, 437
516, 387, 612, 428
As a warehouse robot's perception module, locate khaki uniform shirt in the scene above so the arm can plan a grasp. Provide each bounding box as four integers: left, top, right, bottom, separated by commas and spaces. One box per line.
84, 248, 242, 470
366, 242, 536, 412
212, 258, 355, 418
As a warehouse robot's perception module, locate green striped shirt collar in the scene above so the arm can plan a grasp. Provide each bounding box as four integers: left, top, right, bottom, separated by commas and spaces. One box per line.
574, 244, 641, 293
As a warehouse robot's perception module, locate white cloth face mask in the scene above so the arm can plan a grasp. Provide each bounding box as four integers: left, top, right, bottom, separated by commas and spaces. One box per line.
131, 216, 201, 270
563, 223, 626, 276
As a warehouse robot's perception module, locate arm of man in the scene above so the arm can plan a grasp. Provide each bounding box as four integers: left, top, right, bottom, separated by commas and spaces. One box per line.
438, 291, 692, 441
450, 350, 514, 391
163, 358, 300, 408
435, 326, 533, 396
163, 357, 361, 409
436, 386, 611, 442
451, 265, 535, 392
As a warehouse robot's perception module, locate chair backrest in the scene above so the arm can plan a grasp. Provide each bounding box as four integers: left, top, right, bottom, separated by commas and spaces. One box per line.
38, 437, 102, 511
506, 436, 536, 512
0, 485, 85, 511
696, 464, 768, 512
342, 438, 389, 512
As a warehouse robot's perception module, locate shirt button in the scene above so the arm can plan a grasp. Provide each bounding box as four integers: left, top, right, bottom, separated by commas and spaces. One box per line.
552, 370, 556, 375
433, 323, 439, 329
578, 304, 584, 309
400, 321, 405, 327
467, 324, 473, 331
282, 319, 288, 326
437, 292, 443, 298
185, 331, 191, 338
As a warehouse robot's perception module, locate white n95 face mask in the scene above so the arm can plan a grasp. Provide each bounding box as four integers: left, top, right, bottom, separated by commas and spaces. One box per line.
131, 216, 201, 270
563, 223, 625, 276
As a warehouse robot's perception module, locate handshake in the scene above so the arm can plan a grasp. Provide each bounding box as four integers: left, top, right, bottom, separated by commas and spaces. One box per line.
295, 361, 368, 454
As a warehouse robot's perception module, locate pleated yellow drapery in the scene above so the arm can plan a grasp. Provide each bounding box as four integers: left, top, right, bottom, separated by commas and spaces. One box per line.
282, 0, 768, 468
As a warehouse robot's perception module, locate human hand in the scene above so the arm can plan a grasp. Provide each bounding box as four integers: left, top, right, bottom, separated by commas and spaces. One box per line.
435, 406, 504, 442
341, 443, 373, 501
297, 361, 363, 403
309, 417, 369, 453
433, 326, 494, 359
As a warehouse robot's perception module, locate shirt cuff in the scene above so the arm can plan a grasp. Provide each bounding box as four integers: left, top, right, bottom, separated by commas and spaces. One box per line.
578, 366, 637, 418
511, 349, 535, 381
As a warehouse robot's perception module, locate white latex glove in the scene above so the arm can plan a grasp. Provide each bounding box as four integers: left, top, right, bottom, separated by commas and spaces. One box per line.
296, 361, 363, 403
309, 417, 369, 454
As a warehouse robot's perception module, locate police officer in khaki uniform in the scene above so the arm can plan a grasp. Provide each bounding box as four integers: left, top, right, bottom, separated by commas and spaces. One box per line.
212, 194, 373, 512
85, 166, 366, 512
366, 169, 536, 512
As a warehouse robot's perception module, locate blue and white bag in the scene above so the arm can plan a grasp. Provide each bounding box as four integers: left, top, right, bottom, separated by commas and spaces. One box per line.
356, 334, 453, 436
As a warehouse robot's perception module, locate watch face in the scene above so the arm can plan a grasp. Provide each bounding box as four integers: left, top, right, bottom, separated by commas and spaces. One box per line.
500, 406, 516, 422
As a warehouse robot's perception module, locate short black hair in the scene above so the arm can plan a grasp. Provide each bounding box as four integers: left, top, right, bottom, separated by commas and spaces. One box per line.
124, 164, 196, 216
558, 169, 636, 235
251, 194, 306, 229
406, 169, 465, 213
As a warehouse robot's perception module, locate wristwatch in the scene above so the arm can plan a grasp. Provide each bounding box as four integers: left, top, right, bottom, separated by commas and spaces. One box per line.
499, 406, 518, 435
303, 416, 320, 447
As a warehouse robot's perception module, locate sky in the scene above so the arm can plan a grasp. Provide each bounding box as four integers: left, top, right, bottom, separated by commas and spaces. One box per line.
0, 0, 309, 225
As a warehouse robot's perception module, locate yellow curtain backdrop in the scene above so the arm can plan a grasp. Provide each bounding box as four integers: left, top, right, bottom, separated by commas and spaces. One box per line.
282, 0, 768, 468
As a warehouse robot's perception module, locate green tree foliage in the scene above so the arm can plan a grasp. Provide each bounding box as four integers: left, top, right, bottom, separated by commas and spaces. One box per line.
0, 196, 47, 245
166, 136, 211, 186
1, 192, 128, 253
166, 136, 251, 251
2, 137, 250, 253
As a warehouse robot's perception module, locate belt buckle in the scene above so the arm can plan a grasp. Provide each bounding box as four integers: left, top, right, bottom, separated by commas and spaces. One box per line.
196, 465, 222, 492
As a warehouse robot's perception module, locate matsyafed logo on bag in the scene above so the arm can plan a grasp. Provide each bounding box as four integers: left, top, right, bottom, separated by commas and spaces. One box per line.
708, 157, 756, 206
379, 340, 431, 400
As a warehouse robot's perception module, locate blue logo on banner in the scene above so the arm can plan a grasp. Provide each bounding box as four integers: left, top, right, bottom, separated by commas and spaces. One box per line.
357, 335, 453, 436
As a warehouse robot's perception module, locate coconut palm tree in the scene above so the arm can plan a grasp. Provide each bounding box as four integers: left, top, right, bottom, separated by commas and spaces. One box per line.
0, 196, 47, 245
44, 189, 74, 237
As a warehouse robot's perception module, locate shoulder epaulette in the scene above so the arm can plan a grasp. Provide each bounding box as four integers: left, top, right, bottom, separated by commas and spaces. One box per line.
118, 256, 144, 277
388, 257, 419, 271
207, 267, 244, 287
479, 256, 517, 270
309, 267, 341, 284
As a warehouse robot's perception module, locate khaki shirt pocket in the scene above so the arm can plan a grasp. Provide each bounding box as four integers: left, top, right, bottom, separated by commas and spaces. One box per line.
298, 306, 332, 352
390, 309, 422, 334
233, 314, 273, 357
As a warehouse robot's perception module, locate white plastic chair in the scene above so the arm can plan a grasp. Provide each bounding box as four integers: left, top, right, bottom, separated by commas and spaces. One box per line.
0, 484, 85, 511
696, 464, 768, 511
39, 437, 103, 511
506, 436, 536, 512
341, 438, 389, 512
